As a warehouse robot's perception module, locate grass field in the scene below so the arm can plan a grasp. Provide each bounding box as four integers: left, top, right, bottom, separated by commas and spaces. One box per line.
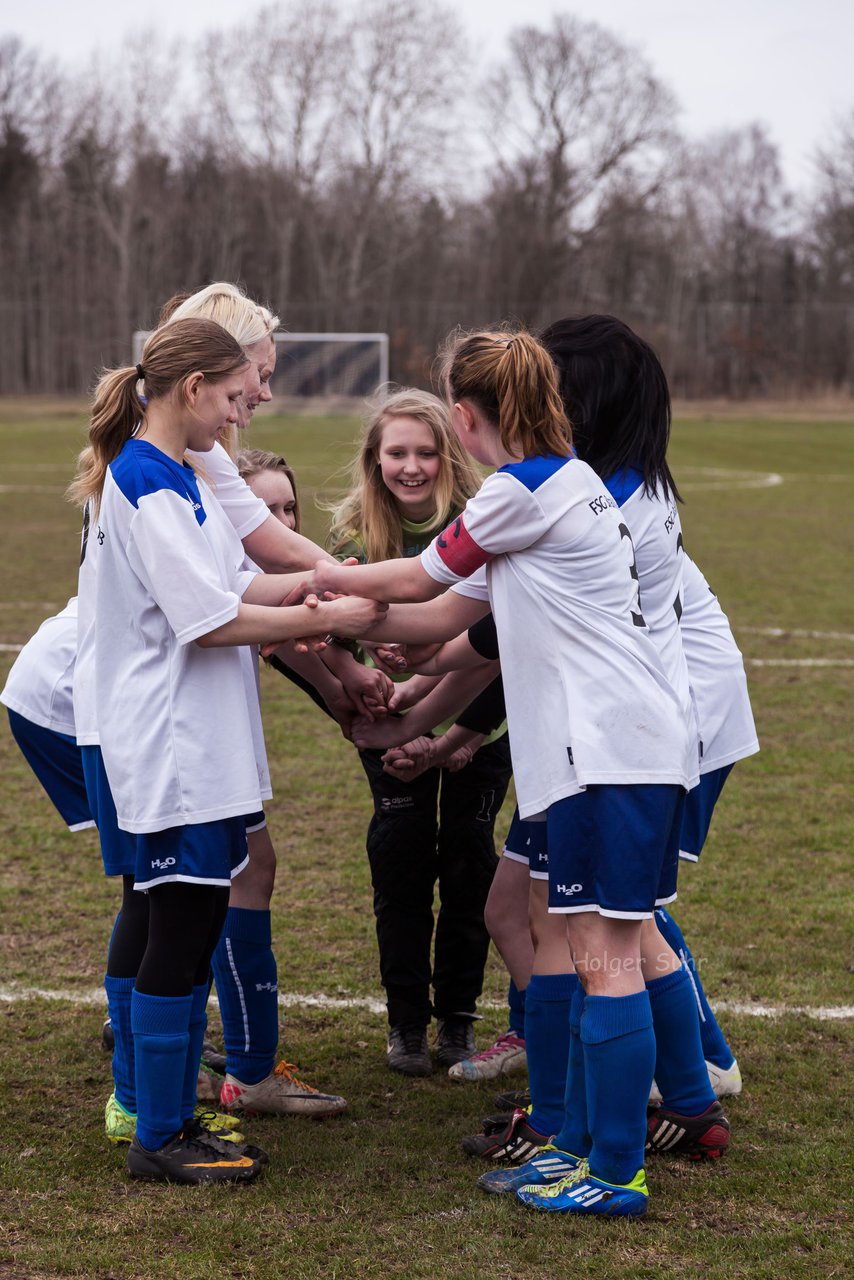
0, 402, 852, 1279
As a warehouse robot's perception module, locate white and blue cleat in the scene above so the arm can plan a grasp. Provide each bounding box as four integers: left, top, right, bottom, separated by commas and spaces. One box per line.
477, 1145, 583, 1195
516, 1160, 649, 1217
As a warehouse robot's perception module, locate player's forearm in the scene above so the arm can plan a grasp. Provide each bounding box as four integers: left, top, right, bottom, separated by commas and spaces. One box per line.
196, 599, 368, 647
241, 570, 312, 606
244, 516, 336, 573
397, 664, 498, 736
364, 594, 489, 643
315, 557, 443, 604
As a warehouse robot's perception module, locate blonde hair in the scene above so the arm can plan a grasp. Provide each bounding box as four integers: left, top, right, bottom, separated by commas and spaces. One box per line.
328, 387, 482, 564
439, 328, 573, 460
163, 283, 280, 460
237, 448, 301, 532
68, 319, 248, 511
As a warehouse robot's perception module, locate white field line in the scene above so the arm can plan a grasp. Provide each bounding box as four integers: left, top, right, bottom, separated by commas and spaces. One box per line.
747, 658, 854, 668
0, 601, 60, 609
678, 467, 783, 492
0, 984, 851, 1021
740, 626, 854, 642
0, 643, 23, 652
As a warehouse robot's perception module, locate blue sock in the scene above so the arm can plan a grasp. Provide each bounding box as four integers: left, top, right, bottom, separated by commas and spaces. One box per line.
211, 907, 279, 1085
507, 979, 526, 1039
654, 907, 735, 1069
582, 992, 655, 1185
524, 973, 576, 1137
646, 966, 717, 1114
131, 990, 191, 1151
104, 974, 136, 1113
182, 984, 210, 1124
553, 982, 591, 1159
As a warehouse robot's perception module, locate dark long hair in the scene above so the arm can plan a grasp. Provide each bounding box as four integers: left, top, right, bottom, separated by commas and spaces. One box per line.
539, 314, 680, 501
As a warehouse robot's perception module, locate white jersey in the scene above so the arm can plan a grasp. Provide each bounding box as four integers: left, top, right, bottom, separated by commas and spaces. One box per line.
1, 597, 78, 736
681, 555, 759, 772
87, 438, 267, 833
75, 440, 272, 777
421, 454, 695, 819
186, 440, 271, 540
606, 471, 699, 783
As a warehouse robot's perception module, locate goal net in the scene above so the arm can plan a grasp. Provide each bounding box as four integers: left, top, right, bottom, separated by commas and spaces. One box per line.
132, 330, 389, 399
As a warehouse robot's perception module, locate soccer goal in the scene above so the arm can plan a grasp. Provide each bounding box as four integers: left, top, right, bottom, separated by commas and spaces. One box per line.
132, 330, 389, 398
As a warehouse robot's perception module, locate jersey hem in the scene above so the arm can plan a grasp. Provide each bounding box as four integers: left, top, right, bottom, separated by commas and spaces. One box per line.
0, 695, 76, 738
116, 802, 264, 834
699, 740, 759, 773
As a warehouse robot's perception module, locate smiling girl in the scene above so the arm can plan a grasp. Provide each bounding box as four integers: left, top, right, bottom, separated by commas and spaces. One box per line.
328, 389, 512, 1075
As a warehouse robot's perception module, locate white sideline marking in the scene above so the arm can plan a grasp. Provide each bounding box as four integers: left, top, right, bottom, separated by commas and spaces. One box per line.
741, 626, 854, 642
678, 467, 783, 492
0, 644, 23, 652
747, 658, 854, 668
0, 984, 851, 1021
0, 602, 60, 610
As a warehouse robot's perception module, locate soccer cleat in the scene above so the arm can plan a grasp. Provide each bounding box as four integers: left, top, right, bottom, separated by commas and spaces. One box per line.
494, 1088, 531, 1112
200, 1040, 228, 1074
517, 1161, 649, 1217
650, 1056, 743, 1105
101, 1018, 114, 1053
220, 1060, 348, 1117
461, 1108, 552, 1163
105, 1092, 137, 1144
182, 1117, 266, 1165
448, 1031, 527, 1081
197, 1063, 224, 1103
106, 1093, 245, 1145
387, 1024, 433, 1077
706, 1058, 742, 1099
127, 1129, 265, 1184
477, 1144, 583, 1195
435, 1017, 477, 1068
646, 1100, 730, 1160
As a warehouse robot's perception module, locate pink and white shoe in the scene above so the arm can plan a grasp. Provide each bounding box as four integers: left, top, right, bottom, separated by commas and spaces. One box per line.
448, 1031, 527, 1081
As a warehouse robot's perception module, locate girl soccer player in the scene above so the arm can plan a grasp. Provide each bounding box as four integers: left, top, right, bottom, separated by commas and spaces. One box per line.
327, 388, 513, 1076
71, 317, 383, 1183
313, 331, 695, 1217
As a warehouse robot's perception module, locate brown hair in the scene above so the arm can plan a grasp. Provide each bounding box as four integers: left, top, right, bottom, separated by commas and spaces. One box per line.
237, 448, 301, 532
439, 329, 573, 460
68, 318, 248, 510
327, 386, 482, 564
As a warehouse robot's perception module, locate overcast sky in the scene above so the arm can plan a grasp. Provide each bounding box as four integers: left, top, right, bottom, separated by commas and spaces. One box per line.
4, 0, 852, 190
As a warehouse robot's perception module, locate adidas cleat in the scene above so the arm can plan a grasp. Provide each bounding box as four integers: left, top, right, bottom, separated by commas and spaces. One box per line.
477, 1145, 583, 1194
646, 1100, 730, 1160
221, 1060, 347, 1117
517, 1161, 649, 1217
448, 1031, 527, 1082
461, 1108, 552, 1163
127, 1129, 265, 1184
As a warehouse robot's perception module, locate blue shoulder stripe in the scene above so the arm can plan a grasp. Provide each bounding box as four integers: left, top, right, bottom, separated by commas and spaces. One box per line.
110, 439, 206, 526
603, 467, 644, 507
498, 454, 574, 493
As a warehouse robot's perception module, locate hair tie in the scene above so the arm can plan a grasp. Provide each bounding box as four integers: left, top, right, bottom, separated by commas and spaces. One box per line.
135, 363, 145, 380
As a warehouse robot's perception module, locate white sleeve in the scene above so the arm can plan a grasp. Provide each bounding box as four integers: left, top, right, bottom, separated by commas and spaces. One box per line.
422, 473, 549, 584
189, 442, 270, 540
127, 491, 242, 644
450, 565, 490, 602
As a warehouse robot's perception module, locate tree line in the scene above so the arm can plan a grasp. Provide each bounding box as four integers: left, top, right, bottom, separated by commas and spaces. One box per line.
1, 2, 853, 397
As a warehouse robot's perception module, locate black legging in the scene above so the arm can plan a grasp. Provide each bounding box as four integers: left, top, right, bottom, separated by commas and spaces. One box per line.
132, 882, 229, 998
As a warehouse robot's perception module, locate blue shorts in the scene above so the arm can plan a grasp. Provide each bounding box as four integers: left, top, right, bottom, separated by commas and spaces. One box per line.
503, 806, 549, 880
7, 710, 94, 831
134, 817, 250, 892
546, 784, 685, 919
680, 765, 733, 861
244, 810, 266, 834
80, 745, 136, 877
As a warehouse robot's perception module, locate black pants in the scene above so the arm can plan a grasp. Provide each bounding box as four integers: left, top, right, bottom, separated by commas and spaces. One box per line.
359, 735, 512, 1028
